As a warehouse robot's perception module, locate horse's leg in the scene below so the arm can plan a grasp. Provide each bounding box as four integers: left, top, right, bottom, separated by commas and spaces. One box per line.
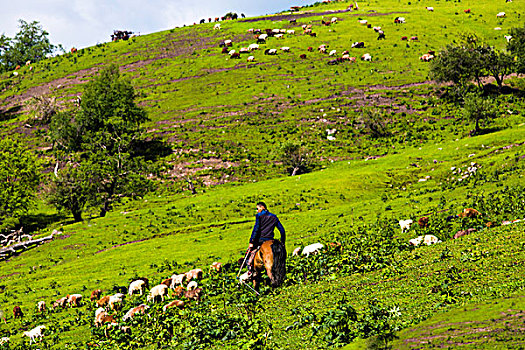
263, 245, 274, 284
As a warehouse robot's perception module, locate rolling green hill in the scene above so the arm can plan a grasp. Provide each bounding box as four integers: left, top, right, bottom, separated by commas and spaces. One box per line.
0, 0, 524, 348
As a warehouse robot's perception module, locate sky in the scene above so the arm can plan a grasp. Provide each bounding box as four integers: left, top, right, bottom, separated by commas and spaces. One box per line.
1, 0, 315, 51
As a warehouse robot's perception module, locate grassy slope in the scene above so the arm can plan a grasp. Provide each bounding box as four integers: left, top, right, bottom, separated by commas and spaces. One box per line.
0, 0, 524, 348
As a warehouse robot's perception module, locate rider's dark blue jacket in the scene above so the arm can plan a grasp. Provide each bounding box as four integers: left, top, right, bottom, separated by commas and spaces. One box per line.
250, 209, 285, 246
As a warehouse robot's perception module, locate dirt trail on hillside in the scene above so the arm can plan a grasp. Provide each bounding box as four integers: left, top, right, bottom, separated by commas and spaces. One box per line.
240, 10, 409, 23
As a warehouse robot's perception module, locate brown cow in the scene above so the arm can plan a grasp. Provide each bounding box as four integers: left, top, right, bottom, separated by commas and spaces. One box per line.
13, 306, 23, 319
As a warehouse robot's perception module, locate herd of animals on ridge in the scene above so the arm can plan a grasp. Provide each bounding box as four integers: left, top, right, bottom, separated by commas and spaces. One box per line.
2, 1, 522, 347
4, 203, 525, 346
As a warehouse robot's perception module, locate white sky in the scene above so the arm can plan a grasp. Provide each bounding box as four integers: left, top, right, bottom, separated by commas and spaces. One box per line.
1, 0, 315, 50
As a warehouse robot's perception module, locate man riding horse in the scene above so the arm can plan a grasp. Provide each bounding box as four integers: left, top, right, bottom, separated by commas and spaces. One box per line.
245, 202, 286, 280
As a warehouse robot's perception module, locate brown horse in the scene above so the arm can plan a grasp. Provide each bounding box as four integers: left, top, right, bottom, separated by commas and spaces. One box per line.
251, 239, 286, 290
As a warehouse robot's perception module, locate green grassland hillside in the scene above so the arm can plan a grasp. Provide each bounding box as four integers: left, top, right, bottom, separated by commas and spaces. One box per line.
0, 0, 524, 348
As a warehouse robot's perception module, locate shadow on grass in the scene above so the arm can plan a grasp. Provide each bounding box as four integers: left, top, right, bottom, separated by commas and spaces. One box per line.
18, 212, 68, 234
133, 138, 172, 161
0, 105, 23, 122
470, 126, 505, 137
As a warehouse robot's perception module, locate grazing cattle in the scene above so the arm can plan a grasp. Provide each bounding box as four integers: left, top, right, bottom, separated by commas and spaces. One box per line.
418, 217, 429, 228
290, 18, 297, 23
351, 41, 365, 48
247, 55, 255, 62
373, 26, 382, 32
184, 287, 203, 301
221, 47, 229, 54
287, 29, 295, 34
453, 228, 476, 240
224, 39, 232, 47
359, 19, 368, 25
230, 52, 241, 59
281, 46, 290, 52
419, 53, 434, 61
214, 23, 221, 30
13, 306, 23, 319
275, 33, 284, 39
122, 304, 149, 321
307, 46, 313, 52
200, 19, 205, 24
302, 243, 324, 256
24, 325, 45, 344
299, 54, 307, 59
377, 31, 386, 40
67, 294, 83, 307
248, 43, 259, 51
37, 301, 46, 313
329, 49, 337, 56
53, 297, 68, 309
187, 281, 198, 291
464, 9, 471, 13
331, 17, 338, 23
410, 36, 419, 41
90, 289, 102, 301
228, 49, 236, 55
292, 247, 302, 256
308, 32, 317, 37
496, 12, 506, 18
426, 6, 434, 11
210, 262, 223, 272
459, 208, 481, 218
399, 219, 413, 233
240, 47, 250, 53
70, 47, 77, 53
258, 33, 268, 41
129, 280, 146, 295
264, 48, 277, 55
409, 235, 441, 246
147, 284, 169, 302
401, 36, 408, 40
163, 300, 184, 312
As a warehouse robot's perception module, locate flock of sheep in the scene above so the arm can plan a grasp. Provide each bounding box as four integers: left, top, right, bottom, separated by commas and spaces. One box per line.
4, 264, 219, 345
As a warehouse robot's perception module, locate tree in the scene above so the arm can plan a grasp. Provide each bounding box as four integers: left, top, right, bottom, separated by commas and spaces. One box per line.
0, 138, 42, 231
482, 48, 514, 89
48, 64, 152, 219
0, 20, 59, 72
430, 35, 485, 94
279, 142, 311, 176
507, 25, 525, 74
45, 163, 94, 222
462, 93, 498, 134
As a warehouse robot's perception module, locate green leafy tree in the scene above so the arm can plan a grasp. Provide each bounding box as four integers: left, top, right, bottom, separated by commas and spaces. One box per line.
430, 35, 485, 93
507, 25, 525, 74
48, 64, 152, 219
0, 20, 59, 72
279, 141, 311, 176
462, 92, 498, 134
0, 138, 42, 231
45, 163, 94, 222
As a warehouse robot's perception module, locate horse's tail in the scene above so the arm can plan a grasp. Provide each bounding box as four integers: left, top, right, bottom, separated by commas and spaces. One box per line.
270, 240, 287, 288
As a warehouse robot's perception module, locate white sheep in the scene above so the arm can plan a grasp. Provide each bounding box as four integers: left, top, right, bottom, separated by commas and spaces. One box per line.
109, 293, 125, 310
24, 325, 46, 344
171, 273, 186, 288
281, 46, 290, 52
37, 301, 46, 312
426, 6, 434, 11
128, 279, 146, 296
399, 219, 413, 233
187, 281, 198, 291
0, 337, 9, 345
409, 235, 441, 246
247, 56, 255, 62
329, 50, 337, 56
292, 247, 302, 256
302, 243, 324, 256
275, 33, 284, 39
496, 12, 506, 18
287, 29, 295, 34
147, 284, 169, 302
361, 53, 372, 61
214, 23, 221, 30
248, 43, 259, 51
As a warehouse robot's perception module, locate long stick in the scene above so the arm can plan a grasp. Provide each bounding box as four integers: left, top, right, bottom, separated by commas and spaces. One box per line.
240, 281, 260, 296
237, 249, 250, 277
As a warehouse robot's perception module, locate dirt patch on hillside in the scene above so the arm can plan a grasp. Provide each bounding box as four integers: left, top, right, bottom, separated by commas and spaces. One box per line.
240, 10, 409, 23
